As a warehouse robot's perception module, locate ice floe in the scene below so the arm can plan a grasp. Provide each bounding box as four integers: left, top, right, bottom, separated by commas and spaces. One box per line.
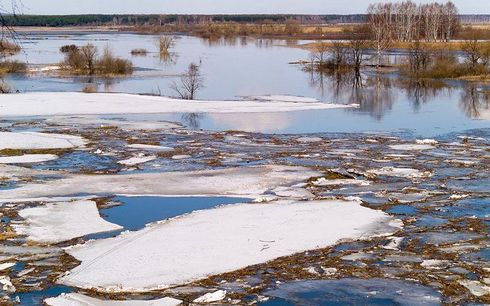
246, 95, 320, 103
118, 156, 157, 166
0, 154, 58, 164
0, 92, 355, 117
368, 167, 432, 179
59, 199, 400, 292
13, 200, 122, 244
0, 132, 86, 150
127, 144, 173, 151
193, 290, 227, 303
0, 165, 319, 202
389, 144, 435, 151
45, 293, 182, 306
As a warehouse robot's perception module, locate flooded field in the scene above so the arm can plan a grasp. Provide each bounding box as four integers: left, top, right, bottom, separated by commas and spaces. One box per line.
0, 32, 488, 305
3, 33, 489, 136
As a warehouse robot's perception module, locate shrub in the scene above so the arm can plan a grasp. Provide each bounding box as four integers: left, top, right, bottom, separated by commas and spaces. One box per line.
158, 36, 175, 54
63, 49, 86, 71
0, 60, 27, 74
60, 44, 78, 53
80, 44, 98, 74
61, 44, 133, 75
131, 48, 148, 56
0, 41, 21, 56
0, 82, 11, 93
97, 48, 133, 75
82, 84, 97, 93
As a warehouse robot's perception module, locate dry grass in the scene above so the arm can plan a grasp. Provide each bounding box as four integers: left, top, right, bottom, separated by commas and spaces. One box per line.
61, 44, 133, 76
302, 40, 480, 53
0, 40, 21, 56
82, 84, 97, 93
0, 60, 27, 74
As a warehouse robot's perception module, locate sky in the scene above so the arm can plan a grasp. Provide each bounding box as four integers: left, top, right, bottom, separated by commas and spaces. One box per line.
14, 0, 490, 15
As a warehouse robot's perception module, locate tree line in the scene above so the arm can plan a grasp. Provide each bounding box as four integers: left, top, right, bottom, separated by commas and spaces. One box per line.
367, 1, 460, 43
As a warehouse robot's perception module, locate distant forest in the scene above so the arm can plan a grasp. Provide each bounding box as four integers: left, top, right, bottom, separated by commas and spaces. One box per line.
3, 14, 489, 27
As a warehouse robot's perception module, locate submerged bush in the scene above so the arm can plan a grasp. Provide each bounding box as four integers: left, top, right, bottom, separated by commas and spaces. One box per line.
158, 36, 175, 54
0, 81, 11, 93
0, 40, 21, 56
131, 48, 148, 56
97, 48, 133, 75
60, 44, 78, 53
0, 60, 27, 74
61, 44, 132, 75
82, 84, 97, 93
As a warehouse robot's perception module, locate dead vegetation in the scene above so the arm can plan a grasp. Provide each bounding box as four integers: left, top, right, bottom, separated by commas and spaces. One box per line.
61, 44, 133, 76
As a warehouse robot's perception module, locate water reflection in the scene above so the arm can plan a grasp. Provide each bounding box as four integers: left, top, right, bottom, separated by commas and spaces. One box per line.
307, 70, 395, 120
306, 69, 475, 121
181, 113, 204, 129
400, 79, 450, 111
158, 51, 178, 65
459, 84, 490, 120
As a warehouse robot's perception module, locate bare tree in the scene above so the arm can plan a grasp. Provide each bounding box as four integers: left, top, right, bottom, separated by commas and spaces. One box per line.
171, 63, 204, 100
80, 44, 98, 75
461, 39, 482, 70
442, 1, 459, 42
407, 40, 432, 77
348, 39, 369, 75
367, 3, 393, 68
310, 41, 329, 66
158, 35, 175, 54
368, 1, 459, 44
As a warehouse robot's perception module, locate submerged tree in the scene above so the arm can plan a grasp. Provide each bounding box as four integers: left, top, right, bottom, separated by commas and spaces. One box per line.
79, 44, 98, 75
171, 63, 204, 100
407, 40, 432, 77
367, 3, 393, 69
158, 35, 175, 54
348, 39, 369, 76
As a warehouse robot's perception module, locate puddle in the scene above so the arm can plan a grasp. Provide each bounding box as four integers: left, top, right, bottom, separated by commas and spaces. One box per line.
260, 278, 441, 306
87, 196, 250, 240
14, 285, 73, 306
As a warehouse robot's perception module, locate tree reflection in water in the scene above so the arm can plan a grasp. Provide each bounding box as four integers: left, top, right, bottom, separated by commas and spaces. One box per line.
400, 79, 450, 111
459, 84, 490, 119
181, 113, 204, 129
159, 51, 178, 65
305, 69, 489, 121
307, 69, 395, 120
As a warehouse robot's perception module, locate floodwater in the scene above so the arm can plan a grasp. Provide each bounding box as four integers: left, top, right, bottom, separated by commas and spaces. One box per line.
260, 279, 442, 306
0, 32, 489, 305
3, 33, 490, 137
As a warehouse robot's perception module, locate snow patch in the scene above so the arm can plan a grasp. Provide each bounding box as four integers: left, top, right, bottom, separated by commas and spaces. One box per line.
193, 290, 226, 303
59, 199, 400, 292
45, 293, 182, 306
118, 156, 156, 166
389, 144, 435, 151
0, 165, 317, 202
13, 200, 122, 244
0, 92, 355, 117
0, 132, 86, 150
0, 154, 58, 164
368, 167, 431, 179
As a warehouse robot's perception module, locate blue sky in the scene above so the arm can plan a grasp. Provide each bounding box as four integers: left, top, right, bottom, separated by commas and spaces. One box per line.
16, 0, 490, 15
